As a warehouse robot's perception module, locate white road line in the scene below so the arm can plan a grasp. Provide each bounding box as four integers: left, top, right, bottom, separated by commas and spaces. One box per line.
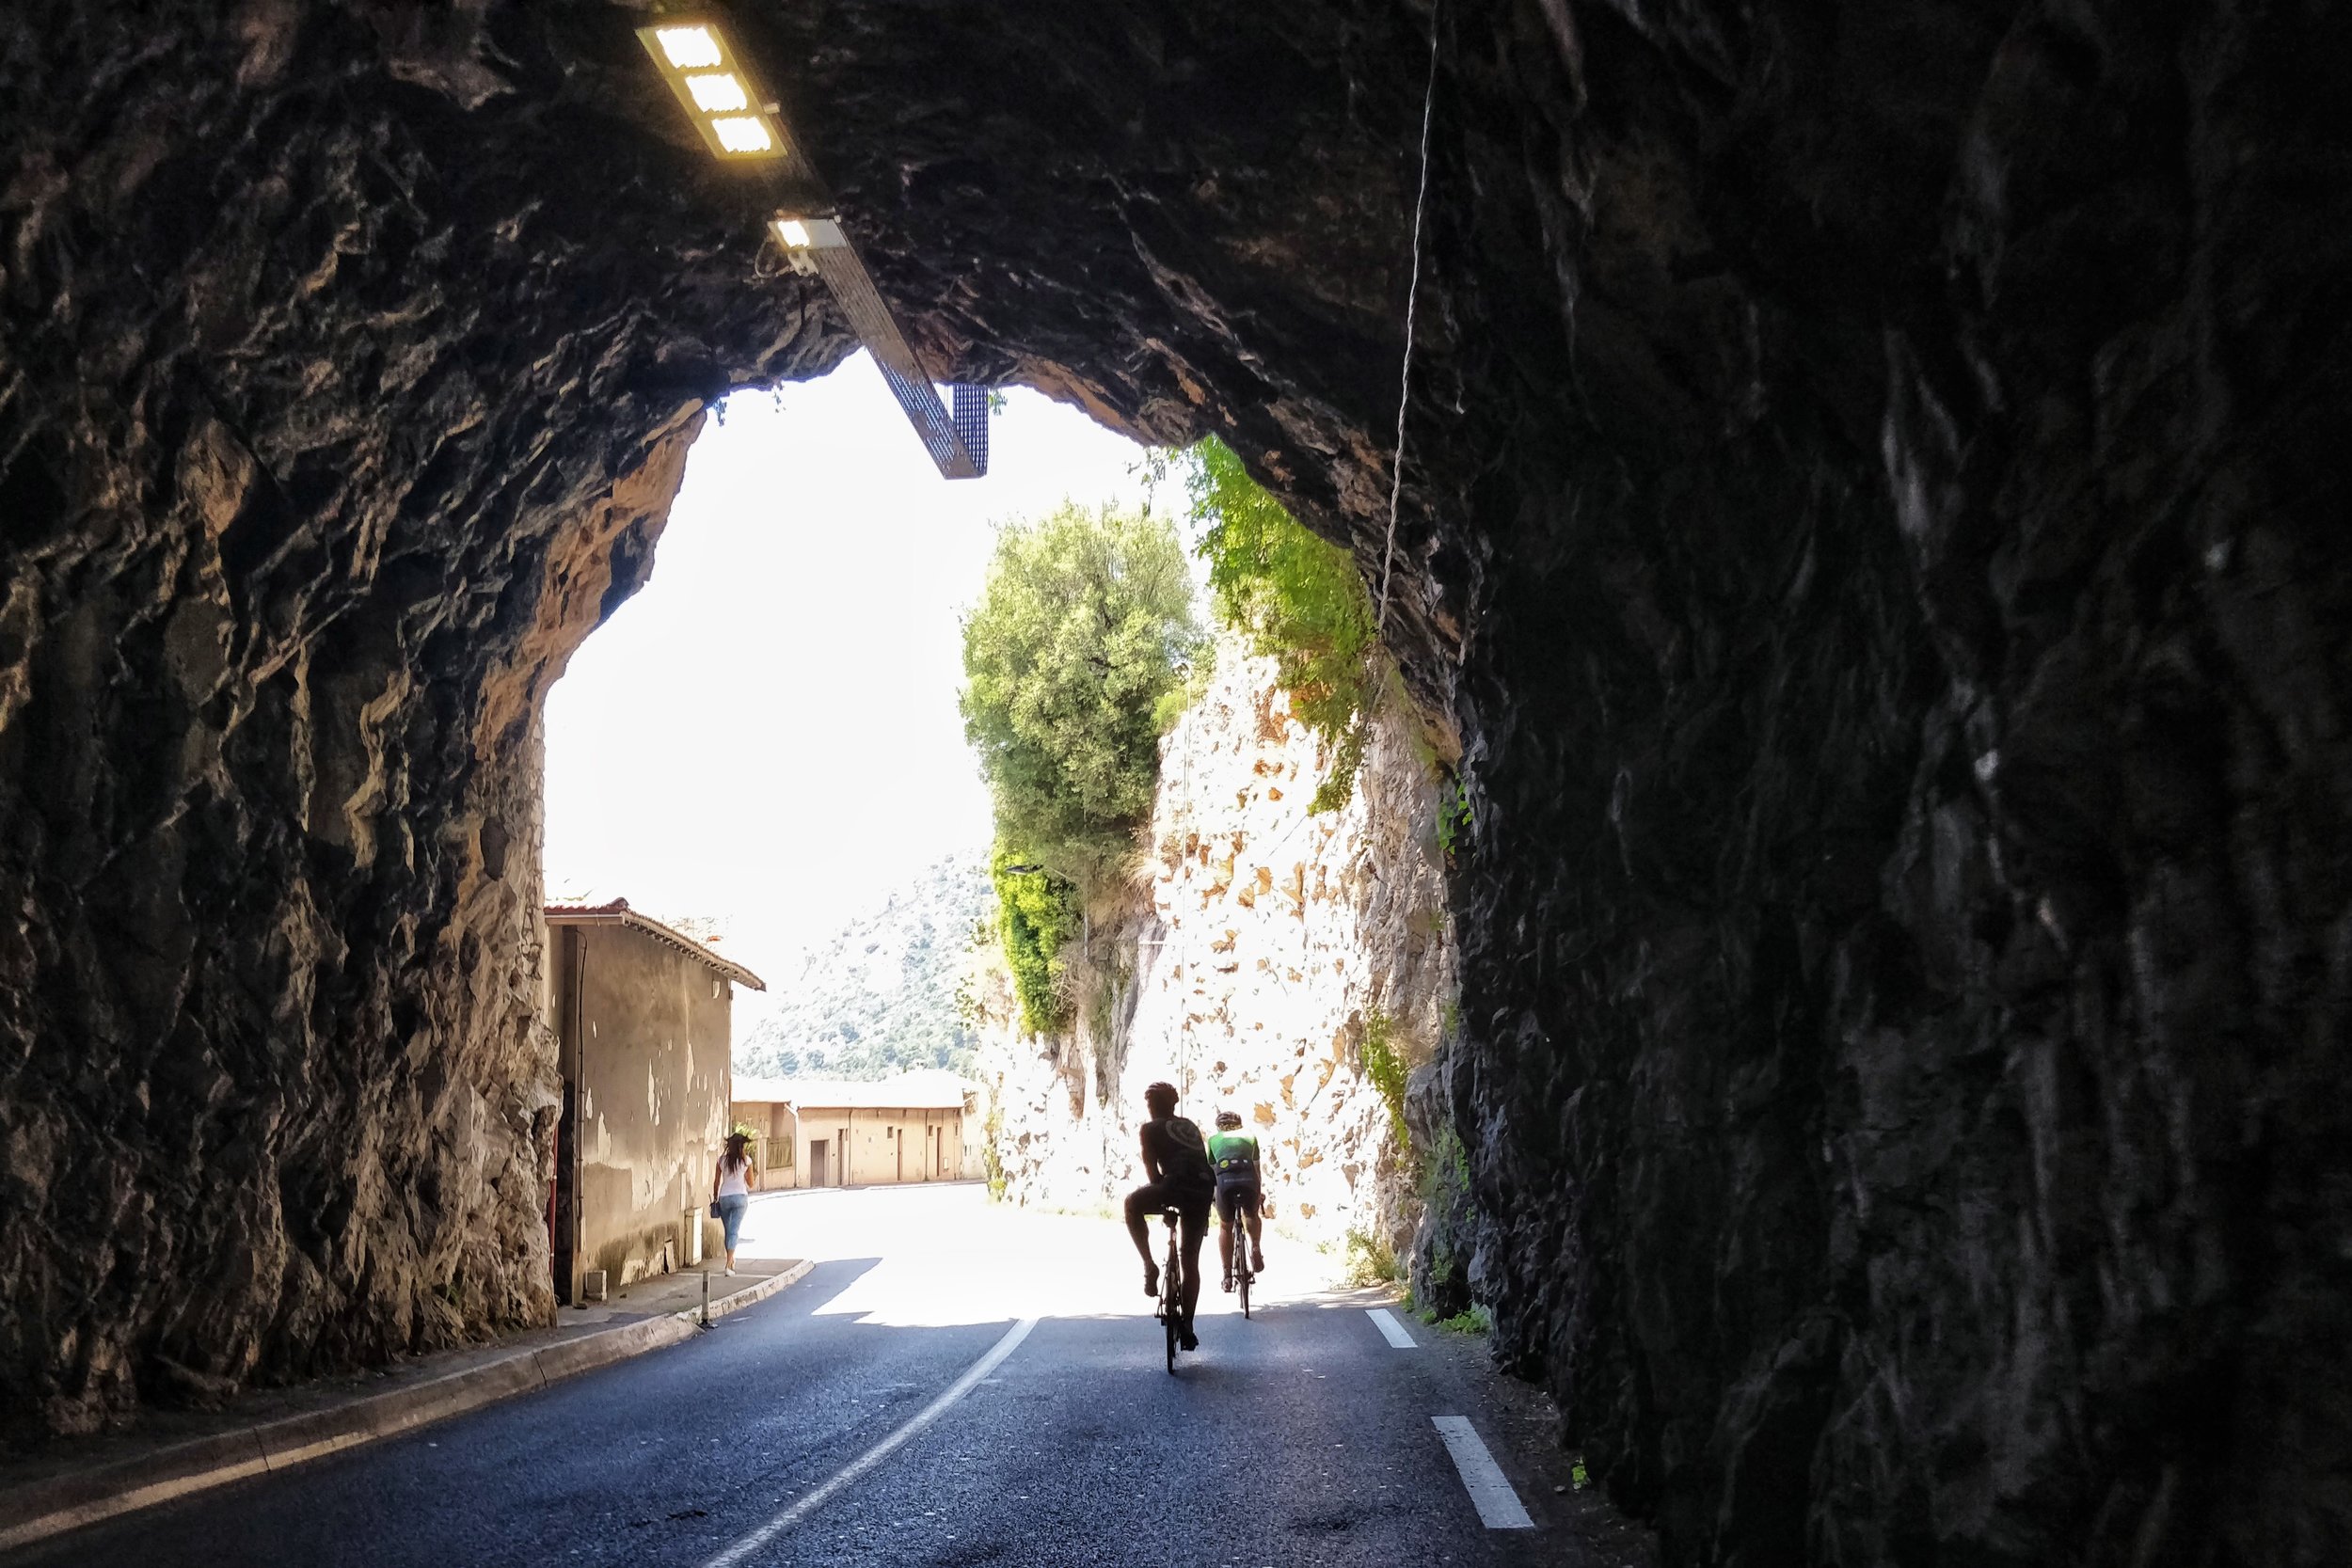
1432, 1415, 1536, 1529
1366, 1307, 1420, 1348
701, 1316, 1039, 1568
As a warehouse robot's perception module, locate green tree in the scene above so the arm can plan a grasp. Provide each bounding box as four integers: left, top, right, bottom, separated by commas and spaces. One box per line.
961, 502, 1201, 1030
960, 501, 1202, 886
990, 847, 1082, 1033
1184, 436, 1379, 811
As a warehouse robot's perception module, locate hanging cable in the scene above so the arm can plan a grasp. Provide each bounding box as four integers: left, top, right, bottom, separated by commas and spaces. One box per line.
1375, 0, 1442, 637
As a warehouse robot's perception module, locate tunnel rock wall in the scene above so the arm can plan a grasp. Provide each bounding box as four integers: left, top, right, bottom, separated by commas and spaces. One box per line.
1406, 4, 2352, 1565
0, 375, 702, 1439
0, 2, 850, 1439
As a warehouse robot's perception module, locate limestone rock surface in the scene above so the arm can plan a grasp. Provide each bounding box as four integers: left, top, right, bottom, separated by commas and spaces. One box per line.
982, 631, 1453, 1259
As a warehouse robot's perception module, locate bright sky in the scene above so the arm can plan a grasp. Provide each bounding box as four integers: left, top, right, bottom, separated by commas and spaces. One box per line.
544, 353, 1154, 1040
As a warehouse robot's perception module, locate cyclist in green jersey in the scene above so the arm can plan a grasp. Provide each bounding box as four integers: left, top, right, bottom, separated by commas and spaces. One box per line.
1207, 1110, 1267, 1291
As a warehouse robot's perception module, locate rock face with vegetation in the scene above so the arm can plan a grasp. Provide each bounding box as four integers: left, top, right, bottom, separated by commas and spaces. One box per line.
980, 629, 1452, 1259
2, 4, 2344, 1565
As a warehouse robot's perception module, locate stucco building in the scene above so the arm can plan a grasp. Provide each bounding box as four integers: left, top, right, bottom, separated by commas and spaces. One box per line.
728, 1071, 981, 1189
545, 896, 765, 1303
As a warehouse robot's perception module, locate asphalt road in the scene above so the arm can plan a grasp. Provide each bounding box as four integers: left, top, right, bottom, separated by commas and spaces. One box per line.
8, 1188, 1629, 1568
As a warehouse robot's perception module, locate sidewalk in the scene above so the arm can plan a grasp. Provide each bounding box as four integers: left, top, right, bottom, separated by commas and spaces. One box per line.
0, 1258, 812, 1553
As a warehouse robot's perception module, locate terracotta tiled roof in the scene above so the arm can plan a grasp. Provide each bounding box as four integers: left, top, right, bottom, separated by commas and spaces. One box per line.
542, 895, 766, 990
727, 1070, 975, 1111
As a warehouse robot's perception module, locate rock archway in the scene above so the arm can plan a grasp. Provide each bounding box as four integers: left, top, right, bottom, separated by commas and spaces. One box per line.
2, 2, 2344, 1562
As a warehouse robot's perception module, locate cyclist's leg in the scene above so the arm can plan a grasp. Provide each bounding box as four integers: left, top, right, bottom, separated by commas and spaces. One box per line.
1125, 1180, 1172, 1291
1216, 1185, 1237, 1287
1242, 1186, 1265, 1269
1177, 1195, 1212, 1337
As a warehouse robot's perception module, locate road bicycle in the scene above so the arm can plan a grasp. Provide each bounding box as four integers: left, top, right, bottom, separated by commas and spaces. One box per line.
1218, 1188, 1263, 1321
1156, 1208, 1186, 1373
1224, 1213, 1257, 1321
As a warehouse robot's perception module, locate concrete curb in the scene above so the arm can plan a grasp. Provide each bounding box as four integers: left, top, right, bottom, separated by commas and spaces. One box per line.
0, 1259, 814, 1553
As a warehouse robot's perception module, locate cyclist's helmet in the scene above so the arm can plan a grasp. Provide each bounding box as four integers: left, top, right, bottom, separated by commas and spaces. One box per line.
1216, 1111, 1243, 1130
1144, 1080, 1179, 1115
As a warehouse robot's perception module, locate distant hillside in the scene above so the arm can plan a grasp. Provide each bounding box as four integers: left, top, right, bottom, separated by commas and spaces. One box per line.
735, 855, 992, 1080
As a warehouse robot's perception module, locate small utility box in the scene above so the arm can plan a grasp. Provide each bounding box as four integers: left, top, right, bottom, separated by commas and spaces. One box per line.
581, 1269, 609, 1304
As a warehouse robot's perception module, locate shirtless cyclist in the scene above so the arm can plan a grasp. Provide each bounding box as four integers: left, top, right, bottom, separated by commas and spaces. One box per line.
1122, 1081, 1216, 1351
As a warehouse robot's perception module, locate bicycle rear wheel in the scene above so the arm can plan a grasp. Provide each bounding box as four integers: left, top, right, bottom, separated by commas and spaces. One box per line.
1163, 1215, 1182, 1372
1239, 1257, 1251, 1320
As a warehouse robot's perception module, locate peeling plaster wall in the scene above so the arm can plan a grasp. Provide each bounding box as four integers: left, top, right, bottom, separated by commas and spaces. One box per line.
549, 924, 733, 1293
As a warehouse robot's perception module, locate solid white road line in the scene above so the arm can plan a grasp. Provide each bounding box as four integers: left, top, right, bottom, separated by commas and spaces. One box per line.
1366, 1307, 1420, 1349
701, 1316, 1041, 1568
1432, 1415, 1536, 1529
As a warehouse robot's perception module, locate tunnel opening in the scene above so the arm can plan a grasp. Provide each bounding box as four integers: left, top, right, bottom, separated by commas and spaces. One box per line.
0, 2, 2345, 1563
532, 354, 1163, 1309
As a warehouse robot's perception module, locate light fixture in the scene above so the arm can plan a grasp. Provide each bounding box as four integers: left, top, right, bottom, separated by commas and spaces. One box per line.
627, 21, 992, 481
635, 20, 786, 162
769, 214, 848, 274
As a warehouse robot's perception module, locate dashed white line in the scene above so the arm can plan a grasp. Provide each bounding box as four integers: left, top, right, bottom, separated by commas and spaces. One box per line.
1366, 1307, 1420, 1348
700, 1316, 1039, 1568
1432, 1415, 1535, 1529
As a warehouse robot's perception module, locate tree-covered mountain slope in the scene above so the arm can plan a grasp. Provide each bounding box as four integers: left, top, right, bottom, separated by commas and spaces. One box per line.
735, 856, 992, 1080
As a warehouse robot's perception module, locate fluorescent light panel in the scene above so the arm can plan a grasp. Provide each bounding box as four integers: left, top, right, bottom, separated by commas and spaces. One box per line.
635, 21, 785, 162
685, 72, 750, 113
654, 25, 721, 69
710, 116, 774, 153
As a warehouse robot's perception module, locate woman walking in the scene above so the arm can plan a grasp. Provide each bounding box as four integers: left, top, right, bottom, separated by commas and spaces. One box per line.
711, 1132, 756, 1275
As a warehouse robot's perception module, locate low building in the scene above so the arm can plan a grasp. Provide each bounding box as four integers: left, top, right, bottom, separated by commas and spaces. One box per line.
725, 1073, 801, 1190
545, 896, 765, 1303
728, 1070, 979, 1189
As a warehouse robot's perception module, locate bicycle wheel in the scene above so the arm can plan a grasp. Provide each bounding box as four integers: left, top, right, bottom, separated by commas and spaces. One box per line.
1239, 1254, 1251, 1320
1163, 1229, 1181, 1372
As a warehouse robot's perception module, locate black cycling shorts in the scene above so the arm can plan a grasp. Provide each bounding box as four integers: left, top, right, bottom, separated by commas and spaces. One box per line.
1216, 1181, 1262, 1224
1127, 1179, 1212, 1227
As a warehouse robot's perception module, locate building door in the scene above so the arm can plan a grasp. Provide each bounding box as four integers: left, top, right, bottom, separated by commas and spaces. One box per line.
552, 1077, 578, 1305
895, 1127, 904, 1184
809, 1139, 829, 1189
